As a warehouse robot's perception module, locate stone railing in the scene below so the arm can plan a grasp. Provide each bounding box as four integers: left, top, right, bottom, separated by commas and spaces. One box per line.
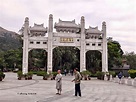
108, 75, 136, 87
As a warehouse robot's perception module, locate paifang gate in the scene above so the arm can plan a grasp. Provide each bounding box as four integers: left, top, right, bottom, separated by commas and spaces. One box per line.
22, 14, 108, 74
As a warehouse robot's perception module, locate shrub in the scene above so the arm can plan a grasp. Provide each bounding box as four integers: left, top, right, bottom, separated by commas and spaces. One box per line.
81, 70, 91, 76
43, 72, 49, 80
32, 71, 37, 75
51, 72, 58, 80
96, 71, 105, 80
17, 71, 33, 80
128, 69, 136, 78
109, 71, 116, 77
35, 71, 49, 80
52, 72, 58, 76
17, 71, 23, 78
37, 71, 47, 76
28, 71, 33, 76
81, 70, 91, 80
91, 73, 97, 77
27, 71, 33, 80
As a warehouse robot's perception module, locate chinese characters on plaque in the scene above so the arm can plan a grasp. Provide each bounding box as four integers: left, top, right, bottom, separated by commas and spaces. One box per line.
60, 38, 74, 43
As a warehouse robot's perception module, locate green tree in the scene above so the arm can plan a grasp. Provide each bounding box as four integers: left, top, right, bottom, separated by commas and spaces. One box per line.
123, 52, 136, 69
0, 51, 5, 70
86, 50, 101, 72
108, 40, 123, 69
53, 47, 80, 72
4, 49, 22, 70
28, 49, 47, 70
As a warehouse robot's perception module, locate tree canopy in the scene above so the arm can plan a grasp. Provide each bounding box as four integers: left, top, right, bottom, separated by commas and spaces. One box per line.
123, 52, 136, 69
108, 40, 124, 69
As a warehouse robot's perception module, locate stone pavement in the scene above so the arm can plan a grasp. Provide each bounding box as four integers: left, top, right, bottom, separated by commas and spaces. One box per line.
0, 72, 136, 102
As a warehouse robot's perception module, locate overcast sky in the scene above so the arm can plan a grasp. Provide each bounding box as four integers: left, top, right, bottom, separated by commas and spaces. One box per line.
0, 0, 136, 53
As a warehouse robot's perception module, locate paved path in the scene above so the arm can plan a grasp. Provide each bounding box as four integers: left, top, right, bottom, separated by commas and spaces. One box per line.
0, 72, 136, 102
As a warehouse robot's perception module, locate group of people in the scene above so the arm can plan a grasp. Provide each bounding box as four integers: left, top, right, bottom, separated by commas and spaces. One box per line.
55, 68, 81, 97
55, 69, 123, 96
64, 69, 74, 76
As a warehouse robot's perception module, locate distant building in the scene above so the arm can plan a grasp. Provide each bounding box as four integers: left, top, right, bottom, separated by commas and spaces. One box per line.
111, 59, 130, 77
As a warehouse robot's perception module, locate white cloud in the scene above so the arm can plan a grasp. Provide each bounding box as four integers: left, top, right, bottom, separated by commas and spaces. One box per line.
0, 0, 136, 53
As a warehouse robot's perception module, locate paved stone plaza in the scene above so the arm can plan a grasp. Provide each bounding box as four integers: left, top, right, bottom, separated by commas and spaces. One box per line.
0, 72, 136, 102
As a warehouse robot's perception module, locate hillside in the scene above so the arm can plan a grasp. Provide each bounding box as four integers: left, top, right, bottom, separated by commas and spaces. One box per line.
0, 27, 22, 51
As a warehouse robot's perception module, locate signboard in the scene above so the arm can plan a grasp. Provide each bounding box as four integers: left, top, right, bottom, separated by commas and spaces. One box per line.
60, 37, 74, 43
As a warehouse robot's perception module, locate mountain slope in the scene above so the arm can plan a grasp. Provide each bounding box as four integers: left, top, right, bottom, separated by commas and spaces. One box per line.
0, 27, 22, 51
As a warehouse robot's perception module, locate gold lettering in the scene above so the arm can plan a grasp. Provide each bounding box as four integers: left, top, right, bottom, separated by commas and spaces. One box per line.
67, 38, 69, 42
60, 38, 73, 43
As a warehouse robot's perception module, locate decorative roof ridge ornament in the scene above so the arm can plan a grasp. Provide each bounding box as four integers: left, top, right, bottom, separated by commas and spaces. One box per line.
34, 23, 44, 27
72, 19, 75, 23
89, 26, 98, 29
102, 21, 106, 26
86, 26, 102, 34
54, 19, 80, 29
59, 19, 62, 22
54, 19, 80, 33
49, 14, 53, 19
25, 17, 29, 22
30, 23, 47, 32
81, 16, 85, 22
58, 19, 76, 24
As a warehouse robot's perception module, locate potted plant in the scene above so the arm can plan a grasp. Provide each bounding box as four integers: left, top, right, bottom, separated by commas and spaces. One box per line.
0, 71, 5, 81
24, 74, 28, 80
17, 71, 23, 80
51, 72, 57, 80
43, 72, 49, 80
81, 70, 91, 80
96, 71, 105, 80
128, 69, 136, 78
27, 71, 33, 80
109, 71, 116, 77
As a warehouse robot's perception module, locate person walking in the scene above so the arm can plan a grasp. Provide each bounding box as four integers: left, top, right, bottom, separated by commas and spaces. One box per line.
118, 71, 123, 84
72, 68, 82, 97
70, 69, 73, 76
64, 69, 67, 76
55, 70, 62, 95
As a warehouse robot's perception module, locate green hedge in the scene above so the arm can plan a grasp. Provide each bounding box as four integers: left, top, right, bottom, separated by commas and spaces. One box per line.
52, 72, 57, 76
91, 73, 97, 77
37, 71, 47, 76
32, 71, 37, 74
81, 70, 91, 76
17, 71, 33, 80
96, 71, 105, 80
109, 71, 116, 77
128, 69, 136, 78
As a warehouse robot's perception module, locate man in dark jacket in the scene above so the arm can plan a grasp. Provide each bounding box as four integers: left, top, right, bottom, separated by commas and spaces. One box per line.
118, 72, 123, 84
72, 68, 82, 97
